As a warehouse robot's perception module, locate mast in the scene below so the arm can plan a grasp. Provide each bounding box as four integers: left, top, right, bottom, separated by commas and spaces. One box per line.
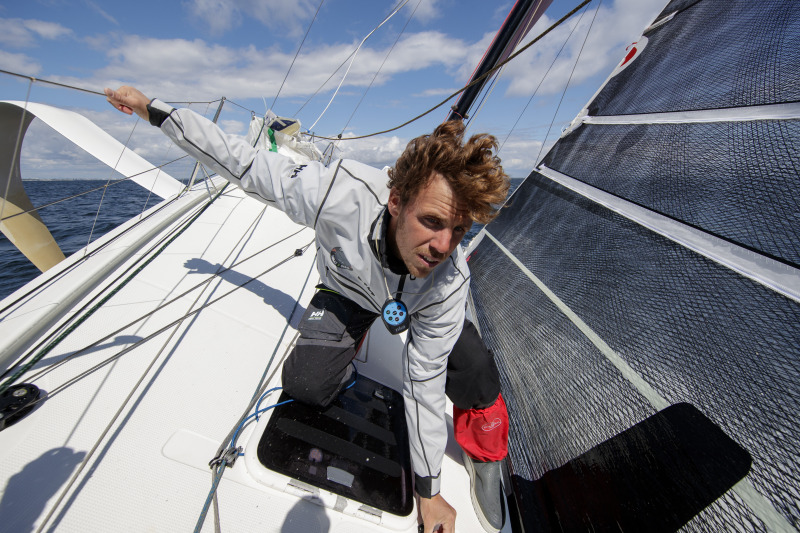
447, 0, 553, 122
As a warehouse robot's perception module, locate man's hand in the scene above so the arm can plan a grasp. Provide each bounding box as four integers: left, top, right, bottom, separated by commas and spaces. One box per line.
104, 86, 150, 121
419, 494, 456, 533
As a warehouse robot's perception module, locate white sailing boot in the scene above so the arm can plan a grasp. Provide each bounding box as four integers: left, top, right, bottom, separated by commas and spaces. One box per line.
463, 451, 505, 532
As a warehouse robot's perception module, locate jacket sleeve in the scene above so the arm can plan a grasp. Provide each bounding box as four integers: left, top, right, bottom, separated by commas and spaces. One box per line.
151, 99, 333, 228
403, 277, 469, 498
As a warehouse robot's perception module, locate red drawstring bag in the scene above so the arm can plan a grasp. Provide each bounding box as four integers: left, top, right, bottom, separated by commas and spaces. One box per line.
453, 393, 509, 462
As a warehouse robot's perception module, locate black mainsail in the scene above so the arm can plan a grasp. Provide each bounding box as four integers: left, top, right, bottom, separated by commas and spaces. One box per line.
469, 0, 800, 531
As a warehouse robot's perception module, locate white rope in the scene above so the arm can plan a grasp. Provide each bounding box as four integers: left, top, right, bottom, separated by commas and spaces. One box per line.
307, 0, 412, 130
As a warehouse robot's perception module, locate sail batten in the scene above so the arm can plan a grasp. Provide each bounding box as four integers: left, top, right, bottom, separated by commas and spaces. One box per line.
578, 102, 800, 125
537, 164, 800, 304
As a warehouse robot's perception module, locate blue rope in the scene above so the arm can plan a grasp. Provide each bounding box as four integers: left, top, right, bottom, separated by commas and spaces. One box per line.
254, 387, 284, 421
194, 362, 360, 531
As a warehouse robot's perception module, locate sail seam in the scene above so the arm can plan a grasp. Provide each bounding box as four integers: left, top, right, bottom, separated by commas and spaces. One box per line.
536, 164, 800, 304
581, 102, 800, 125
483, 230, 798, 533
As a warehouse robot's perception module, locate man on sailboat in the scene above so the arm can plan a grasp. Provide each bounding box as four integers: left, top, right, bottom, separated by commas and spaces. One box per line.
106, 85, 511, 533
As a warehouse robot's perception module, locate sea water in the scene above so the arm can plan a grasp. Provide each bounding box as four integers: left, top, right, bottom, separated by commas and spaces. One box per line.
0, 178, 523, 301
0, 179, 164, 301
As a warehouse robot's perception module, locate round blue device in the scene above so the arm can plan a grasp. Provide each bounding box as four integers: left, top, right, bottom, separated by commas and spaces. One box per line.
381, 298, 409, 335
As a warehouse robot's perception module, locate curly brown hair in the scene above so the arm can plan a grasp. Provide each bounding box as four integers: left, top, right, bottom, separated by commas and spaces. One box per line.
387, 120, 509, 224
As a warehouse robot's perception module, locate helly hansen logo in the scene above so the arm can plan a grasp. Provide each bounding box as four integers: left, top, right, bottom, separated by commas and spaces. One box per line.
308, 310, 325, 321
481, 418, 503, 432
289, 164, 307, 179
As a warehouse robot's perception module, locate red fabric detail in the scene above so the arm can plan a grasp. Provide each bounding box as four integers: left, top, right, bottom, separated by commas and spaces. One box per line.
453, 393, 508, 462
620, 45, 637, 66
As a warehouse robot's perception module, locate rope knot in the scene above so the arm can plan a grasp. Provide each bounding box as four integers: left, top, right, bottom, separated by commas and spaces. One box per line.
209, 446, 242, 469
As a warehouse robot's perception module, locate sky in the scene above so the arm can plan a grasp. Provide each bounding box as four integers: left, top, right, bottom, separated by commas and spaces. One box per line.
0, 0, 667, 181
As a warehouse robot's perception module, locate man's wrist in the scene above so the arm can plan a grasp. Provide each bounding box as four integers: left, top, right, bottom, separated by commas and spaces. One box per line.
146, 98, 174, 127
415, 473, 441, 499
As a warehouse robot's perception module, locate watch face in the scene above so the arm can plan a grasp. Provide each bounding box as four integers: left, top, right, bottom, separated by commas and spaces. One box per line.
381, 298, 408, 335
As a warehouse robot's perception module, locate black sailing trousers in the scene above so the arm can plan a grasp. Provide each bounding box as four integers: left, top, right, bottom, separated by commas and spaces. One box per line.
281, 288, 502, 411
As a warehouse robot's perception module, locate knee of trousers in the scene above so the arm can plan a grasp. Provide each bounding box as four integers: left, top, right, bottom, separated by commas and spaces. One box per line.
445, 320, 502, 410
281, 344, 351, 408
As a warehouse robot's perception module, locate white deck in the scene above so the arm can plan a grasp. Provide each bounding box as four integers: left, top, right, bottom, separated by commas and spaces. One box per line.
0, 183, 509, 532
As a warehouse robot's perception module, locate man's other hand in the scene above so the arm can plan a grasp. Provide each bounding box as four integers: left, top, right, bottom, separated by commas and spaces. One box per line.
419, 493, 456, 533
105, 86, 150, 121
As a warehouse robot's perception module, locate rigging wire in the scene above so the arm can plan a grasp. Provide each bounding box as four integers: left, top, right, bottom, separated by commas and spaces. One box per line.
465, 68, 502, 131
307, 0, 412, 131
196, 258, 318, 533
0, 193, 200, 380
9, 222, 310, 389
0, 69, 226, 107
291, 0, 415, 119
292, 50, 357, 118
308, 0, 592, 141
223, 98, 259, 115
498, 0, 587, 156
269, 0, 325, 113
84, 117, 142, 254
33, 223, 314, 533
2, 0, 590, 147
0, 154, 190, 224
337, 0, 424, 138
0, 189, 188, 322
36, 239, 313, 402
463, 0, 549, 131
0, 184, 227, 394
535, 0, 602, 165
138, 101, 193, 216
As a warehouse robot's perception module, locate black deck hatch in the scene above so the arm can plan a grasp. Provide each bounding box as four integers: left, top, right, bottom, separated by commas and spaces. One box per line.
257, 375, 413, 516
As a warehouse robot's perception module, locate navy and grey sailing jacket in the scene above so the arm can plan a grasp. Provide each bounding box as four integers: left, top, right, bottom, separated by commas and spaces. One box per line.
150, 99, 469, 498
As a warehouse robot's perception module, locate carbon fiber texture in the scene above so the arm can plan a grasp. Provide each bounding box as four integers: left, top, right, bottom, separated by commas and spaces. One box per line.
589, 1, 800, 116
469, 174, 799, 531
542, 120, 800, 266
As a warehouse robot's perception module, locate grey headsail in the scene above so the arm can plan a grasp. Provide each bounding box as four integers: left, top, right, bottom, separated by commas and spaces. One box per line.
468, 0, 800, 531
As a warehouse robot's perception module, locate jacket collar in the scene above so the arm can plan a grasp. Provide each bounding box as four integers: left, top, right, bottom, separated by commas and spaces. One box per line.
370, 208, 409, 276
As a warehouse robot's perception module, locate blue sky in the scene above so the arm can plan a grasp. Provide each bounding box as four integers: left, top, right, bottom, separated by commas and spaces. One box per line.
0, 0, 666, 180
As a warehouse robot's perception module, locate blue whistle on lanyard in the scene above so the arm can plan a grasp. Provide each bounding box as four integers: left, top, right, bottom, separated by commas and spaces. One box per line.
381, 298, 409, 334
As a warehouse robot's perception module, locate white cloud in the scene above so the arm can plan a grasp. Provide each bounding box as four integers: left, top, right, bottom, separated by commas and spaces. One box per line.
413, 87, 460, 98
24, 19, 73, 40
332, 133, 407, 170
408, 0, 443, 25
184, 0, 319, 36
0, 51, 42, 76
0, 18, 72, 48
47, 27, 478, 110
495, 136, 544, 178
84, 0, 119, 26
219, 119, 247, 135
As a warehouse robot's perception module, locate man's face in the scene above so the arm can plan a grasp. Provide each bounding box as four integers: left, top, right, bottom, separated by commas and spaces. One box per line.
387, 172, 472, 278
